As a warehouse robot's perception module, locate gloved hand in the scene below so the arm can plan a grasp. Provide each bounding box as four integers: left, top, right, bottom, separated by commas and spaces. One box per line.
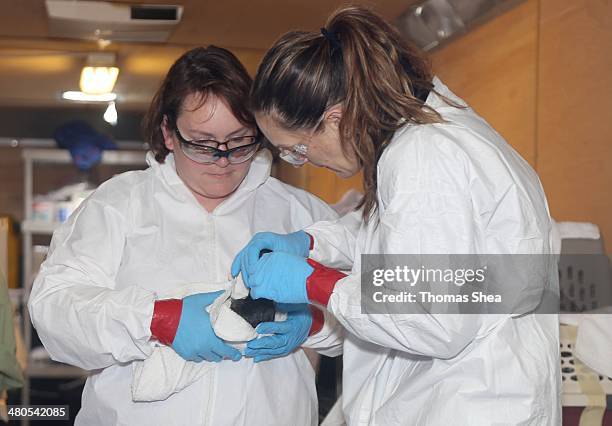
231, 231, 311, 283
150, 291, 242, 363
247, 252, 348, 306
245, 303, 312, 362
248, 252, 312, 303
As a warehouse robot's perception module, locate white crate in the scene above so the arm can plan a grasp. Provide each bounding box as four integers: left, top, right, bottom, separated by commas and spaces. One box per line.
558, 239, 612, 312
560, 324, 612, 407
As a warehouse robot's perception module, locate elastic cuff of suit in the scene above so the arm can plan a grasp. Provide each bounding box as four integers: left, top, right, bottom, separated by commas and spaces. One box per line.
308, 306, 324, 336
305, 258, 345, 307
150, 299, 183, 346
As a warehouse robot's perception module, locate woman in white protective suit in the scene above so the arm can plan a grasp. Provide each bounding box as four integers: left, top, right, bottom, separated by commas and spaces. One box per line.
28, 46, 343, 425
232, 7, 561, 425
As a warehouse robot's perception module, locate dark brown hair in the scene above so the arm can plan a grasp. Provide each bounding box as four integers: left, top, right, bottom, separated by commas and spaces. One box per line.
251, 6, 447, 221
143, 46, 256, 162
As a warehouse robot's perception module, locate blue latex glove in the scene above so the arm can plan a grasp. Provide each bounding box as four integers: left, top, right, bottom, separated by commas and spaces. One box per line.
231, 231, 311, 283
245, 304, 312, 362
248, 252, 312, 303
172, 292, 242, 362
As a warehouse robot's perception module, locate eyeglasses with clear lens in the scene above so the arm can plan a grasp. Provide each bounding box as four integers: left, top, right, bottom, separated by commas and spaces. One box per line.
279, 144, 308, 166
175, 128, 260, 164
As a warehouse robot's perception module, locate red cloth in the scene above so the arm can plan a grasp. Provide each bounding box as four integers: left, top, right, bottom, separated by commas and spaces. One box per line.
309, 306, 324, 335
150, 299, 183, 346
307, 232, 314, 250
305, 258, 346, 306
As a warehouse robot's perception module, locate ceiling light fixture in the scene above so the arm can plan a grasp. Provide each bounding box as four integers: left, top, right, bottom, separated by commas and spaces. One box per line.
62, 91, 117, 102
79, 52, 119, 95
80, 65, 119, 94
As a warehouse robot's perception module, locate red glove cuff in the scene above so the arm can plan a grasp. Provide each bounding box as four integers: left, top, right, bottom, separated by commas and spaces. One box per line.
307, 232, 314, 251
306, 258, 346, 307
308, 306, 324, 336
150, 299, 183, 346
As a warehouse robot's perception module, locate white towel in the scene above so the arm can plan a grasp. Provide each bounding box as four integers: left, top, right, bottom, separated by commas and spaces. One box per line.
131, 277, 271, 402
559, 308, 612, 378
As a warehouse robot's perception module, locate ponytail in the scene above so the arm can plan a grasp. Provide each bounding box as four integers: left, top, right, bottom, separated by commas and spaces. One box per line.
252, 6, 446, 221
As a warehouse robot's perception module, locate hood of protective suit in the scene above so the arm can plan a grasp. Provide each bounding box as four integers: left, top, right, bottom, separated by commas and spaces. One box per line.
146, 148, 274, 213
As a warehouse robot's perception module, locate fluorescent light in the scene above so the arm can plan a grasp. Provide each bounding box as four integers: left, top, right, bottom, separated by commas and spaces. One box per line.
80, 66, 119, 94
62, 91, 117, 102
103, 102, 118, 126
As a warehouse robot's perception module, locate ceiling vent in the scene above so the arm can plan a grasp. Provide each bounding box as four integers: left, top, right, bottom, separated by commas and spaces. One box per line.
45, 0, 183, 43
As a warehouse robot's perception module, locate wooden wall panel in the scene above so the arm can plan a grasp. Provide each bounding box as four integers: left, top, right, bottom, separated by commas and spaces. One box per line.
274, 160, 308, 191
332, 171, 364, 203
537, 0, 612, 247
304, 166, 338, 204
274, 162, 361, 205
430, 0, 539, 166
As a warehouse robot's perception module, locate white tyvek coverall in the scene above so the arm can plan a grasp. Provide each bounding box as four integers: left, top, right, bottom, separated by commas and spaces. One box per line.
306, 78, 561, 425
28, 150, 343, 426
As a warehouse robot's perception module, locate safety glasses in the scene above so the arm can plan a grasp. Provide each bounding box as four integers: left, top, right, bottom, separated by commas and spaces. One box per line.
277, 113, 327, 166
174, 128, 260, 165
279, 144, 309, 166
